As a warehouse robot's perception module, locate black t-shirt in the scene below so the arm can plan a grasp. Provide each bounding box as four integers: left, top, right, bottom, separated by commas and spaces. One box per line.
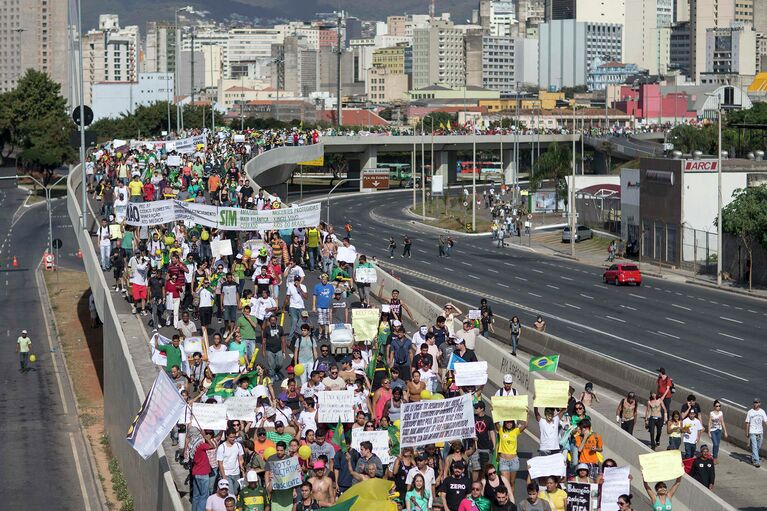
475, 415, 495, 450
492, 502, 517, 511
241, 185, 254, 199
458, 349, 478, 363
681, 402, 702, 416
440, 475, 471, 511
296, 500, 320, 511
149, 276, 165, 297
263, 325, 285, 353
412, 353, 434, 372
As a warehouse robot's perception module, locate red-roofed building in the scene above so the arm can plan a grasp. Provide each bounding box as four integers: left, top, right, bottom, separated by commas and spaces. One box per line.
318, 109, 388, 126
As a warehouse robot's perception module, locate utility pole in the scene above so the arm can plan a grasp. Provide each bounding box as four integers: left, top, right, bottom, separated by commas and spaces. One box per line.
717, 102, 723, 286
472, 140, 477, 232
336, 11, 343, 127
77, 0, 87, 229
190, 27, 195, 107
570, 102, 576, 258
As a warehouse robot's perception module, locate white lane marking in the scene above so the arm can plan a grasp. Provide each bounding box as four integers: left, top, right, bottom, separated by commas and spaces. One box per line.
565, 303, 581, 309
461, 261, 471, 266
515, 276, 528, 281
676, 292, 683, 296
666, 317, 685, 324
606, 315, 626, 323
703, 370, 727, 380
748, 310, 758, 314
528, 292, 542, 298
721, 398, 747, 409
722, 303, 730, 308
735, 307, 743, 311
444, 267, 455, 272
504, 262, 515, 267
488, 269, 499, 273
719, 332, 744, 341
532, 269, 544, 274
710, 300, 719, 305
629, 293, 645, 300
69, 434, 93, 511
416, 248, 427, 253
657, 331, 680, 340
720, 316, 743, 324
547, 285, 560, 290
714, 348, 742, 358
580, 293, 594, 299
468, 274, 480, 280
672, 304, 691, 311
497, 283, 510, 288
620, 305, 637, 311
593, 284, 604, 288
560, 276, 573, 281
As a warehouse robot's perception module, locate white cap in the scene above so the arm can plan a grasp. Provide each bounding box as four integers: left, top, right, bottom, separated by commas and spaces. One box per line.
246, 470, 259, 482
21, 329, 27, 334
503, 374, 513, 384
381, 304, 391, 313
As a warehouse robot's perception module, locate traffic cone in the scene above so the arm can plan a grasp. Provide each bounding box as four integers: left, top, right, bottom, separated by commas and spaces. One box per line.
76, 249, 83, 259
12, 256, 18, 268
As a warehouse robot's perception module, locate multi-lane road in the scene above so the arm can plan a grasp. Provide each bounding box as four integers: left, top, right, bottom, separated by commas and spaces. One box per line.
325, 189, 766, 409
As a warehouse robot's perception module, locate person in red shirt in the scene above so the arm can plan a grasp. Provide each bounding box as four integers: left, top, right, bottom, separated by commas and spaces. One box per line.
165, 273, 184, 327
142, 181, 155, 202
656, 367, 674, 423
190, 429, 217, 511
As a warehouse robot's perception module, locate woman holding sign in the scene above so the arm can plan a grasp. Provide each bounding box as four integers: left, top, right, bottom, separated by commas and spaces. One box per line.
642, 476, 682, 511
496, 420, 527, 491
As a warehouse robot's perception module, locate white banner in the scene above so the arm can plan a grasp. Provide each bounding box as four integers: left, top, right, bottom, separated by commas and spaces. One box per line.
226, 396, 261, 423
183, 337, 203, 357
191, 402, 229, 430
173, 134, 207, 154
208, 351, 240, 374
351, 430, 392, 464
126, 371, 188, 459
527, 453, 567, 479
468, 309, 481, 320
354, 267, 377, 284
125, 201, 177, 227
150, 333, 190, 373
454, 361, 488, 387
269, 456, 303, 490
211, 239, 234, 259
400, 394, 475, 448
166, 155, 182, 167
600, 466, 631, 511
317, 390, 355, 423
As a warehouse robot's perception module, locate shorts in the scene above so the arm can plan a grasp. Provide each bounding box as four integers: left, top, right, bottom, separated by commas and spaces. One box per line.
318, 308, 330, 325
199, 306, 213, 327
468, 451, 481, 472
499, 456, 520, 472
223, 305, 237, 321
132, 284, 147, 300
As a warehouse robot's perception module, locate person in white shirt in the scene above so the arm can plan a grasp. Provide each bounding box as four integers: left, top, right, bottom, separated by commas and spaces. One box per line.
406, 454, 436, 507
297, 397, 318, 438
336, 238, 357, 265
495, 374, 518, 396
216, 428, 245, 496
252, 289, 277, 324
128, 253, 150, 315
284, 276, 308, 338
300, 371, 326, 401
682, 410, 703, 459
746, 398, 767, 467
97, 218, 112, 270
534, 407, 565, 455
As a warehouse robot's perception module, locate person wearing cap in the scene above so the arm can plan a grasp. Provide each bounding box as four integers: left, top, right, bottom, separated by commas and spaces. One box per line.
691, 444, 716, 490
205, 479, 231, 511
615, 391, 638, 434
439, 460, 471, 511
16, 330, 32, 372
217, 427, 245, 497
312, 273, 334, 338
330, 287, 348, 324
237, 470, 266, 511
292, 323, 318, 386
570, 463, 593, 485
308, 459, 335, 506
656, 367, 674, 423
454, 335, 478, 363
746, 398, 767, 467
495, 374, 518, 397
265, 441, 295, 511
253, 428, 276, 458
266, 419, 295, 445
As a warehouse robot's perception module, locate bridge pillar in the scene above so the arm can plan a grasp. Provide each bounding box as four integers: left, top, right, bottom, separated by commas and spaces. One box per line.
434, 150, 449, 183
355, 147, 378, 191
501, 149, 514, 185
446, 151, 458, 185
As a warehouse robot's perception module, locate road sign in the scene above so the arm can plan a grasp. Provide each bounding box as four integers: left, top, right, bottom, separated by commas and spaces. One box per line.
72, 105, 94, 127
52, 238, 63, 249
361, 170, 389, 190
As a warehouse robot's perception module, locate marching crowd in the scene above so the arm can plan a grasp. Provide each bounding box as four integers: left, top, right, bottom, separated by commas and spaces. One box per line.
86, 125, 764, 511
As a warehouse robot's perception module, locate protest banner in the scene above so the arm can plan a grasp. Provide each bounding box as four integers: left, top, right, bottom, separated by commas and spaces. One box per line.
125, 200, 176, 227
173, 134, 207, 154
454, 361, 488, 386
639, 450, 684, 482
533, 380, 569, 408
318, 390, 355, 423
352, 430, 393, 464
490, 395, 528, 422
400, 394, 475, 448
166, 155, 182, 167
126, 371, 187, 459
225, 396, 261, 423
599, 466, 631, 511
183, 337, 203, 357
527, 453, 567, 479
269, 456, 303, 490
352, 308, 379, 342
191, 402, 229, 430
208, 350, 240, 374
468, 309, 481, 320
173, 201, 219, 227
336, 246, 357, 264
234, 134, 246, 143
566, 482, 593, 511
211, 239, 234, 259
354, 267, 377, 284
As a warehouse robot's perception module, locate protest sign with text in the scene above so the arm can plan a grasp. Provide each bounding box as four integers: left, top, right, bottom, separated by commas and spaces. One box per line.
225, 396, 261, 423
354, 267, 377, 284
527, 453, 567, 479
126, 371, 187, 459
599, 466, 631, 511
454, 361, 488, 386
566, 482, 593, 511
208, 350, 240, 374
352, 308, 379, 342
351, 430, 392, 464
269, 456, 303, 490
533, 380, 569, 408
318, 390, 355, 423
490, 395, 529, 422
191, 402, 229, 430
400, 394, 475, 448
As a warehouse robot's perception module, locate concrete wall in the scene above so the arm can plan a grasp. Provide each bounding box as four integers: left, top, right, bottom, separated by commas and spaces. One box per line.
243, 143, 324, 191
68, 166, 186, 511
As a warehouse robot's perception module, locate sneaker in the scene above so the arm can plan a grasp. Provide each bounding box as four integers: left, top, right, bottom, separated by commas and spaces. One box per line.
113, 286, 120, 292
131, 307, 137, 314
148, 319, 154, 327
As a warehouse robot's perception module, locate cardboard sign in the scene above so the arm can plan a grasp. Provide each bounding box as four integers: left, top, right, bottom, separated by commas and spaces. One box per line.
566, 482, 593, 511
533, 380, 569, 408
351, 430, 392, 464
490, 395, 528, 422
317, 390, 355, 423
600, 466, 631, 511
454, 361, 488, 386
352, 308, 379, 342
208, 350, 240, 374
400, 394, 475, 448
639, 450, 684, 482
191, 402, 228, 430
527, 453, 567, 479
269, 456, 303, 490
354, 267, 377, 284
225, 396, 261, 423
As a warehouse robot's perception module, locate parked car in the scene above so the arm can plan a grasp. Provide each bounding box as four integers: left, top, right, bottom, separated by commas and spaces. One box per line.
603, 263, 643, 286
562, 225, 593, 242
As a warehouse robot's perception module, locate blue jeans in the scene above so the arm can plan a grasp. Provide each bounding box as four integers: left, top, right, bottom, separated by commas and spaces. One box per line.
710, 429, 723, 459
226, 474, 240, 496
667, 436, 681, 450
750, 433, 763, 465
266, 350, 284, 379
289, 307, 303, 337
192, 474, 210, 511
307, 247, 319, 270
510, 333, 519, 354
244, 339, 257, 361
208, 467, 219, 495
100, 244, 111, 270
683, 442, 696, 459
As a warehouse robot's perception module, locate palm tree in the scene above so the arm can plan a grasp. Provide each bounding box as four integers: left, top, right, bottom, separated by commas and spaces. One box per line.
530, 143, 571, 212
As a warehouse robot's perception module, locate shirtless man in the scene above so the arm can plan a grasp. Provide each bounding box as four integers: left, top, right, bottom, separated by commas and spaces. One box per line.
308, 460, 335, 507
407, 370, 426, 402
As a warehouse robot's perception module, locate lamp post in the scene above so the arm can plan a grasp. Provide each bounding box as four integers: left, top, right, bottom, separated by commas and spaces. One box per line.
420, 120, 425, 217
472, 139, 477, 232
571, 101, 576, 258
175, 6, 195, 133
705, 92, 724, 286
76, 0, 87, 229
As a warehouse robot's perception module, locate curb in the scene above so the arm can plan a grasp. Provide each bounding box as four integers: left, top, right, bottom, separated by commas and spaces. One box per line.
684, 279, 767, 301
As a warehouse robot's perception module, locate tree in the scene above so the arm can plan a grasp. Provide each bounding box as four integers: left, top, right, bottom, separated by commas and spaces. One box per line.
530, 143, 572, 212
18, 113, 76, 185
721, 186, 767, 290
7, 70, 69, 155
417, 112, 457, 132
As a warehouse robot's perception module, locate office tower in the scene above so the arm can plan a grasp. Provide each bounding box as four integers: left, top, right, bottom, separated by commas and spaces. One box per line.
689, 0, 735, 79
412, 19, 466, 89
81, 15, 140, 104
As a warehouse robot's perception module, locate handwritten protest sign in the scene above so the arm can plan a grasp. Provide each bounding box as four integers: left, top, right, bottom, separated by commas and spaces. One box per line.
208, 350, 240, 374
566, 482, 593, 511
352, 430, 392, 464
183, 337, 203, 356
400, 394, 475, 448
639, 450, 684, 482
490, 395, 529, 422
191, 402, 228, 430
600, 466, 631, 511
468, 309, 481, 320
269, 456, 303, 490
352, 308, 379, 342
212, 239, 233, 258
225, 396, 261, 423
527, 453, 567, 479
533, 380, 569, 408
454, 361, 488, 386
166, 155, 182, 167
354, 267, 377, 284
318, 390, 355, 423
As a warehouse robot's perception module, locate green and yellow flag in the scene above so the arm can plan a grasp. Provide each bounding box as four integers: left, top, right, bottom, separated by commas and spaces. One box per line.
529, 355, 560, 373
207, 373, 238, 396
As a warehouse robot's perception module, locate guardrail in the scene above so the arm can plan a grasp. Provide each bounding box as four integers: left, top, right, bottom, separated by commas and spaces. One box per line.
67, 165, 186, 511
243, 143, 324, 189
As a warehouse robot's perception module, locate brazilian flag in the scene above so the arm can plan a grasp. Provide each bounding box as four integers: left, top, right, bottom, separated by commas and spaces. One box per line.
332, 419, 347, 451
529, 355, 560, 373
207, 373, 239, 396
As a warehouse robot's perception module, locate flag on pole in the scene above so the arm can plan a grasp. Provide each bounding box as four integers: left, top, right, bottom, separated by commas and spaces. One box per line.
529, 355, 560, 373
447, 353, 466, 370
207, 373, 239, 396
332, 419, 347, 451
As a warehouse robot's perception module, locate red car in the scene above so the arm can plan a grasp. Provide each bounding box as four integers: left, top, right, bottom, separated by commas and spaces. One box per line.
603, 263, 642, 286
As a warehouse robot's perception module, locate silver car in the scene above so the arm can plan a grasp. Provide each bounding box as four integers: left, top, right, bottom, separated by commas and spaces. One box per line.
562, 225, 593, 242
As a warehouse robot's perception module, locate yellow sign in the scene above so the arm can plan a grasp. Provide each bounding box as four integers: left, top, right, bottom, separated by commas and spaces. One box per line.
639, 450, 684, 482
352, 308, 380, 342
491, 395, 528, 422
298, 155, 325, 167
533, 380, 569, 408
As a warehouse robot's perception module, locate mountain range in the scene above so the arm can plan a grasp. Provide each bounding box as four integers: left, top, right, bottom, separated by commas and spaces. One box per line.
83, 0, 474, 31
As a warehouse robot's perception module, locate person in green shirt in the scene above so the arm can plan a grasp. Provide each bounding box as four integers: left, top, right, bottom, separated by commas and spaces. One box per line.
238, 307, 259, 360
155, 334, 182, 372
406, 473, 430, 511
266, 421, 294, 445
238, 470, 267, 511
16, 329, 32, 372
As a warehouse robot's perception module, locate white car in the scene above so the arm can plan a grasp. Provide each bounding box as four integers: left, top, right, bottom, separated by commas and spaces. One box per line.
562, 225, 593, 242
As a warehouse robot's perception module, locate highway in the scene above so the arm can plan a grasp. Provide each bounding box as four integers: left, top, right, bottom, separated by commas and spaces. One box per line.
325, 190, 767, 409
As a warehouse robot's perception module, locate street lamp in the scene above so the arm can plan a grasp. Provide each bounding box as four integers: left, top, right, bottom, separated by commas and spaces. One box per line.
272, 58, 284, 122
706, 92, 724, 286
175, 6, 195, 133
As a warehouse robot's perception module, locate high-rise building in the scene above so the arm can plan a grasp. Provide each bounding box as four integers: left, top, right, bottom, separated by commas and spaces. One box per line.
546, 0, 625, 24
81, 15, 140, 104
226, 28, 283, 79
372, 43, 412, 75
670, 21, 692, 75
412, 19, 466, 89
734, 0, 754, 22
144, 21, 177, 74
387, 16, 407, 36
689, 0, 735, 79
754, 0, 767, 32
676, 0, 691, 22
367, 66, 409, 102
92, 72, 174, 121
624, 0, 672, 74
482, 35, 539, 92
0, 0, 69, 100
705, 22, 756, 74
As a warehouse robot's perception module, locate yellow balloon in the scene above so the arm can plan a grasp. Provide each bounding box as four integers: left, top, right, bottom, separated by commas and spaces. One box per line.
393, 419, 401, 429
435, 441, 445, 448
294, 363, 305, 376
155, 249, 162, 256
29, 354, 37, 362
164, 235, 175, 245
420, 390, 432, 400
263, 447, 277, 460
432, 393, 445, 400
201, 230, 210, 241
244, 248, 252, 258
299, 444, 312, 460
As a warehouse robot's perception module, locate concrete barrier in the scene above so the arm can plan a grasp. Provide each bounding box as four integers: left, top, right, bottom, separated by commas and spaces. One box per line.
368, 264, 736, 511
68, 165, 186, 511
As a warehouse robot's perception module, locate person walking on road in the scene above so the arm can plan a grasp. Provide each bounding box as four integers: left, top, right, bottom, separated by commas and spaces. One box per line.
707, 400, 728, 463
403, 235, 412, 258
16, 330, 32, 372
746, 397, 767, 467
388, 237, 397, 258
438, 236, 447, 257
615, 392, 637, 434
656, 368, 674, 423
644, 391, 666, 450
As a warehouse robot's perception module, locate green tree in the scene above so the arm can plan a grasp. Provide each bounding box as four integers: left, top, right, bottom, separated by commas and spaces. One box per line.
530, 143, 572, 212
417, 112, 457, 132
18, 113, 76, 185
721, 186, 767, 290
7, 70, 69, 154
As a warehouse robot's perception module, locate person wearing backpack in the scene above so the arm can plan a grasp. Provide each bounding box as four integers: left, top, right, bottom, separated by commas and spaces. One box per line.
657, 368, 675, 423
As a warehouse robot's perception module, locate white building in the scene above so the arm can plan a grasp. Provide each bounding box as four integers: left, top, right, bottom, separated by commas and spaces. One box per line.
91, 72, 174, 121
482, 36, 539, 92
82, 15, 140, 104
705, 22, 757, 76
489, 1, 518, 37
226, 28, 284, 79
412, 19, 466, 89
624, 0, 672, 74
689, 0, 735, 79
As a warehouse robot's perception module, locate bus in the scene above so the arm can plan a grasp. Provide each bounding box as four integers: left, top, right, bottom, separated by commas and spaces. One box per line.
457, 161, 503, 180
378, 163, 412, 181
